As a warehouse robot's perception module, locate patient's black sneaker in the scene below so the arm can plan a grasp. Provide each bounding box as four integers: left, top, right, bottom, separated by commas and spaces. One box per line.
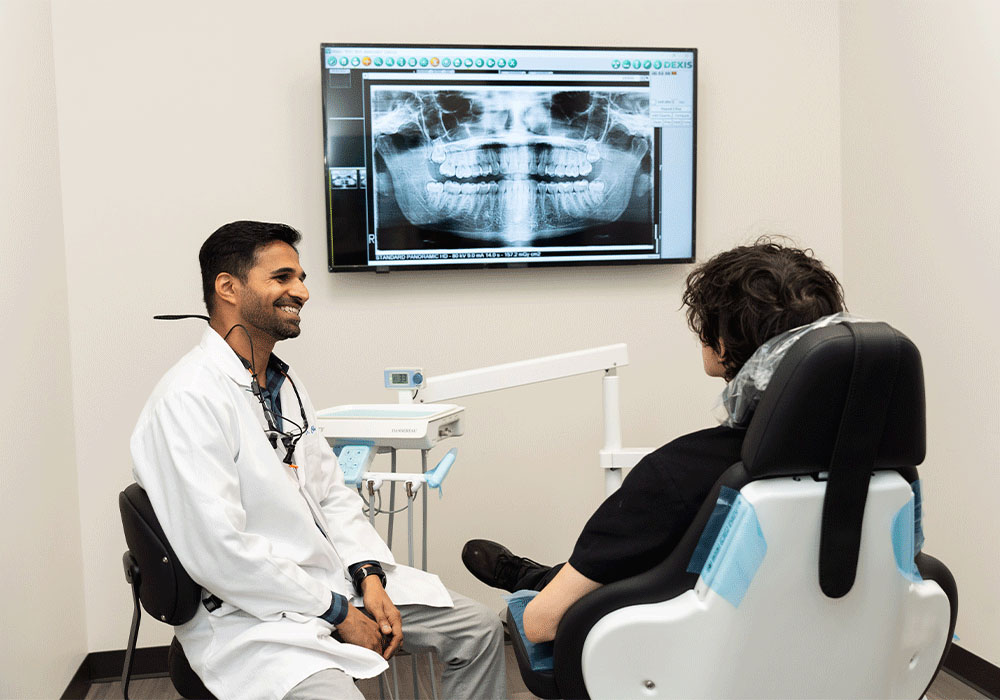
462, 539, 549, 593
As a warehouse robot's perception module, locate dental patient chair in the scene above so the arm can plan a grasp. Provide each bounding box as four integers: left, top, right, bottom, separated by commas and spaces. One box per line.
119, 483, 216, 700
510, 321, 958, 699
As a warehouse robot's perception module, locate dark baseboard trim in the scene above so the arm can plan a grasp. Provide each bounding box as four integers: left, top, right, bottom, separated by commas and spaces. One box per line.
63, 640, 999, 700
944, 644, 1000, 699
60, 646, 170, 700
60, 660, 91, 700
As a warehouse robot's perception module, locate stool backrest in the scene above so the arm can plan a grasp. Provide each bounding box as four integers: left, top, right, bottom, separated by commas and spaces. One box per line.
119, 483, 201, 625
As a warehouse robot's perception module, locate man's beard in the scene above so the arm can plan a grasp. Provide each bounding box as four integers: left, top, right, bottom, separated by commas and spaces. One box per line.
241, 290, 301, 340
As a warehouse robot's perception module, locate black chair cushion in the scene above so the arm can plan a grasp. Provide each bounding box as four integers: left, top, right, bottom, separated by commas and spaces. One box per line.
741, 323, 925, 478
169, 636, 216, 699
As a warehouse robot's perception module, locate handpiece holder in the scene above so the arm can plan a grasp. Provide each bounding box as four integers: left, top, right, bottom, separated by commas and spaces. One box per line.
424, 448, 456, 490
358, 448, 458, 497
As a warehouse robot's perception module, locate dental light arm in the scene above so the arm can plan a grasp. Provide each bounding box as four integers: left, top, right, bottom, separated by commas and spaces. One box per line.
410, 344, 628, 404
403, 344, 650, 496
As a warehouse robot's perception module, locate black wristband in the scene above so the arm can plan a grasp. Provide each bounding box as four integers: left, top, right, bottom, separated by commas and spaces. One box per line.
352, 564, 386, 595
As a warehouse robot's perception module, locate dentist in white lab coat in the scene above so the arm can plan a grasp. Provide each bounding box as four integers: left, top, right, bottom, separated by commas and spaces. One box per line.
131, 221, 506, 700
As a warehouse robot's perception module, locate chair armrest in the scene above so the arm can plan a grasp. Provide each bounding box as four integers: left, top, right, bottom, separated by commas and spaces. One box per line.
915, 551, 959, 698
552, 462, 753, 699
507, 607, 561, 699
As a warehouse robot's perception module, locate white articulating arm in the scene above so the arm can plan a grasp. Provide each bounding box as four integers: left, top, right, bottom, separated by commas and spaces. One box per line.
414, 344, 629, 403
409, 343, 647, 496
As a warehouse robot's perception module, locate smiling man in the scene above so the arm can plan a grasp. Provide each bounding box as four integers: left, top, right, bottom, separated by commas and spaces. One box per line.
130, 221, 505, 700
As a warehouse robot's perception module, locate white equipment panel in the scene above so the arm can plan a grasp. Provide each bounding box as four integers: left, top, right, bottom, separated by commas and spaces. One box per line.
317, 403, 464, 450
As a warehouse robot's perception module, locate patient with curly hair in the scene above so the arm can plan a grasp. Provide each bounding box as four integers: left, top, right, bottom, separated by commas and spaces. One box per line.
462, 240, 846, 642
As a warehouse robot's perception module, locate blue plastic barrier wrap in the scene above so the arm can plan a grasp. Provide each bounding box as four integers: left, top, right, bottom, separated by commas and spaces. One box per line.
687, 486, 768, 607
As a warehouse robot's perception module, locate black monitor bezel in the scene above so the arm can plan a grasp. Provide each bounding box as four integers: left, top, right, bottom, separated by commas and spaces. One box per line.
321, 42, 697, 273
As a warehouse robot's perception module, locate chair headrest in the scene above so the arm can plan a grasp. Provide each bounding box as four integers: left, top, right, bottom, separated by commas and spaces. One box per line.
741, 322, 925, 478
119, 483, 202, 625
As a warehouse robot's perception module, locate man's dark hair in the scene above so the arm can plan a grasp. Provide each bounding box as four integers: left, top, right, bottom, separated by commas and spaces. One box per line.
199, 221, 302, 314
682, 238, 845, 380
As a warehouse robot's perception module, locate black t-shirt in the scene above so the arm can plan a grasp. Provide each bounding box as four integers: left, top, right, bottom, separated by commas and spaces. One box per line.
568, 425, 746, 584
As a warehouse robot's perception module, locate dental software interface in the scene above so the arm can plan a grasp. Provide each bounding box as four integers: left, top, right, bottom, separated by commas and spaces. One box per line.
322, 45, 696, 269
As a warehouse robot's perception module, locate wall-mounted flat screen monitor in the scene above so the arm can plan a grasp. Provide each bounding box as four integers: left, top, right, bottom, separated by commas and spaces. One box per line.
322, 43, 696, 272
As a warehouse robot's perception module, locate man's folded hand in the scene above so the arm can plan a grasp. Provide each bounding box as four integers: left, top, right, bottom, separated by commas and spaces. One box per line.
335, 604, 385, 656
361, 575, 403, 659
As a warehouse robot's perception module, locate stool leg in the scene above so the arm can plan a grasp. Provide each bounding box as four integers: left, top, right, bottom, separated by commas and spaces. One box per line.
122, 578, 141, 700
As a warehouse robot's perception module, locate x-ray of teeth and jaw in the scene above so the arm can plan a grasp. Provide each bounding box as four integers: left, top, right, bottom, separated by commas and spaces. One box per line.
371, 87, 655, 246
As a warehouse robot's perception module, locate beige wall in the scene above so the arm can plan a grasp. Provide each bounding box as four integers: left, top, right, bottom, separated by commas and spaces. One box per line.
47, 0, 843, 654
18, 0, 999, 693
0, 1, 88, 697
840, 0, 1000, 665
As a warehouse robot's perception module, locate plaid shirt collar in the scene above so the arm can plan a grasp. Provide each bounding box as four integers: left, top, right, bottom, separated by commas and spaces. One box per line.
260, 353, 289, 432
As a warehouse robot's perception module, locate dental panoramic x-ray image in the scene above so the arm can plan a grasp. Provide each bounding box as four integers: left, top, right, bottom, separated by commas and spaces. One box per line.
370, 86, 654, 249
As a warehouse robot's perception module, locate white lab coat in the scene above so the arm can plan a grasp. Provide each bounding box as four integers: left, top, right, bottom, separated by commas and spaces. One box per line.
130, 327, 452, 700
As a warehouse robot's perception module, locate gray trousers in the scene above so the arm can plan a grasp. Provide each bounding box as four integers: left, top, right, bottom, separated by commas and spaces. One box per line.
283, 589, 506, 700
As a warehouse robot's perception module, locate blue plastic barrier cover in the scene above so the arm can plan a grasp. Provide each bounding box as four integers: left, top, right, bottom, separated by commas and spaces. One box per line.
687, 486, 767, 607
714, 312, 865, 427
892, 486, 924, 583
504, 590, 554, 671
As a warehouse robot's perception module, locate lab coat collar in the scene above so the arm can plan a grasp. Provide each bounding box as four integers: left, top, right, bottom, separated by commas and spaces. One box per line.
199, 326, 255, 387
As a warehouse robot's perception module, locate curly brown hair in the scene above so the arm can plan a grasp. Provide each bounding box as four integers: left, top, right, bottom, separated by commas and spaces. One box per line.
682, 239, 845, 380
